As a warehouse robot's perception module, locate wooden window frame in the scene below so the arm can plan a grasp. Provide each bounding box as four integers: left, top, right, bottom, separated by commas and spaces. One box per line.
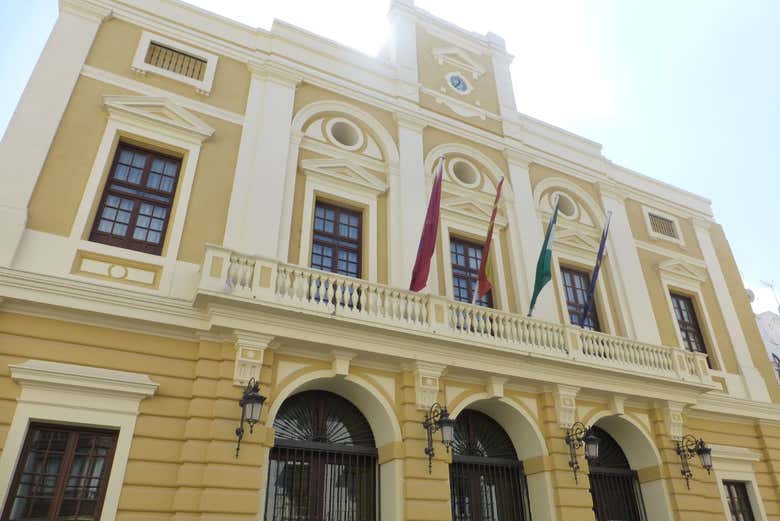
1, 423, 118, 521
449, 236, 493, 308
560, 266, 601, 331
89, 143, 181, 255
723, 480, 757, 521
670, 292, 711, 365
310, 200, 363, 279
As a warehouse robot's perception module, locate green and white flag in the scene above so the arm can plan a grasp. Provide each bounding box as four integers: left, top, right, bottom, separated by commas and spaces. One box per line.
528, 199, 560, 317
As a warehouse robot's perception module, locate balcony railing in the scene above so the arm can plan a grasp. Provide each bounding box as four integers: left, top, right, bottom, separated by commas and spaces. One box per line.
198, 245, 713, 387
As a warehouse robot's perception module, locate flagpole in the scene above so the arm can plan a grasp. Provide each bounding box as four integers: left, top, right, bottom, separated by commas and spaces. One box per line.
472, 177, 504, 307
579, 210, 612, 328
527, 195, 560, 317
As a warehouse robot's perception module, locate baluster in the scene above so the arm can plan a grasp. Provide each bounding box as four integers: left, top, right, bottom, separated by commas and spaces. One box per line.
359, 283, 368, 314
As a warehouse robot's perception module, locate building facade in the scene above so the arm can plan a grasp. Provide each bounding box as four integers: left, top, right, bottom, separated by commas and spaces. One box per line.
756, 310, 780, 383
0, 1, 779, 520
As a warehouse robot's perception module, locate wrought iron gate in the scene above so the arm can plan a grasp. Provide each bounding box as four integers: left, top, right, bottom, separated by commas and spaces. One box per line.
264, 391, 378, 521
587, 426, 647, 521
449, 410, 532, 521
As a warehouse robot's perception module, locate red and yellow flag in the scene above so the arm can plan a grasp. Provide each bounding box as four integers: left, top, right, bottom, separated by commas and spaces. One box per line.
477, 177, 504, 299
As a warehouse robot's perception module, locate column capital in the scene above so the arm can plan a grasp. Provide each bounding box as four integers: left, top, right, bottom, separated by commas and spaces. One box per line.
503, 148, 533, 168
403, 361, 446, 410
598, 181, 627, 201
60, 0, 112, 23
248, 59, 302, 88
394, 112, 427, 133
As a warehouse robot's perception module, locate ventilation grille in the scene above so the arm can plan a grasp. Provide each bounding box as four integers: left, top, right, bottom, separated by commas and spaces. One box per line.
649, 213, 678, 238
144, 42, 207, 81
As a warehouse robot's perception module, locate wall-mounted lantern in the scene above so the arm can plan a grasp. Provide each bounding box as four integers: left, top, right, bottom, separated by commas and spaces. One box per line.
235, 377, 266, 458
422, 402, 456, 473
565, 422, 600, 483
676, 434, 713, 488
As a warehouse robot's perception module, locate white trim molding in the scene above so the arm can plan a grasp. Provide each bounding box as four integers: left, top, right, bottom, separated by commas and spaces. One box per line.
642, 205, 685, 246
0, 360, 157, 521
131, 31, 219, 95
711, 444, 769, 521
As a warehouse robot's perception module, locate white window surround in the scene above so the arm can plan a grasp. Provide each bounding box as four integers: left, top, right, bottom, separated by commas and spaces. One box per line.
0, 360, 157, 521
439, 217, 509, 312
642, 205, 685, 246
551, 251, 617, 335
67, 95, 213, 295
711, 444, 769, 521
298, 175, 381, 283
658, 271, 728, 379
131, 31, 219, 96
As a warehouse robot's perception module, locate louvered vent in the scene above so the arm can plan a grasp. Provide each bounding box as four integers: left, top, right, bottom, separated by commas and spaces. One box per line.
649, 213, 678, 238
144, 42, 207, 81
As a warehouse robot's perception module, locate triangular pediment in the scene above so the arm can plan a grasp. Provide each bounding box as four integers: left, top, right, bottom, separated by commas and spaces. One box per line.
300, 158, 387, 192
657, 258, 707, 282
103, 95, 215, 141
441, 190, 506, 225
553, 228, 601, 253
432, 47, 486, 79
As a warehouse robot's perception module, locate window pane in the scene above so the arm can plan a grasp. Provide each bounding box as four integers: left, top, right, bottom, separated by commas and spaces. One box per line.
91, 145, 181, 254
311, 202, 361, 278
561, 267, 599, 331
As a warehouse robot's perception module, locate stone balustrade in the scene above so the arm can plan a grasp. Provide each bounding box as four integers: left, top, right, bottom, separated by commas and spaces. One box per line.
198, 245, 713, 387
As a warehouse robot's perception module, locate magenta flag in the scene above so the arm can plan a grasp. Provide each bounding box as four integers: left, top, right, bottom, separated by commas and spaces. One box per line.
409, 157, 444, 292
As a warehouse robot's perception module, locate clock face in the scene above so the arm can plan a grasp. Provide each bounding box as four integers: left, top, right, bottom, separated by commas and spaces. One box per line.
449, 74, 469, 93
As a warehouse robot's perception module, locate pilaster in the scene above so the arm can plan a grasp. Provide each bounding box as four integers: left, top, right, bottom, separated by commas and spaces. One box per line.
692, 217, 771, 403
598, 183, 663, 345
0, 1, 110, 266
223, 60, 301, 258
395, 114, 432, 290
504, 151, 557, 320
387, 0, 420, 102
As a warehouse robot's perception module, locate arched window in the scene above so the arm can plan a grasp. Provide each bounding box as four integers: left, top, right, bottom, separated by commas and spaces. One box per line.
265, 391, 377, 521
588, 426, 648, 521
449, 410, 532, 521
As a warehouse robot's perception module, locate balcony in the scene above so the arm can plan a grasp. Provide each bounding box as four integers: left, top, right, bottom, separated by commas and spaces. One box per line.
196, 245, 714, 388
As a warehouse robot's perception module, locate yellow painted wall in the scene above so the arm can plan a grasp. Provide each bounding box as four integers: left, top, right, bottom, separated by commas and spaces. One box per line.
624, 199, 704, 259
415, 27, 503, 135
86, 18, 250, 115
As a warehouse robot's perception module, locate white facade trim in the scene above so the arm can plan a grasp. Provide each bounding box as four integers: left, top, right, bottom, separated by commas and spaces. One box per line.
131, 30, 219, 95
711, 444, 769, 521
642, 205, 685, 246
63, 97, 207, 295
0, 360, 157, 521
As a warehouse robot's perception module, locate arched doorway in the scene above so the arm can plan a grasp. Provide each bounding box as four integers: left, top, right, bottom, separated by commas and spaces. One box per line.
264, 390, 377, 521
449, 410, 532, 521
588, 426, 648, 521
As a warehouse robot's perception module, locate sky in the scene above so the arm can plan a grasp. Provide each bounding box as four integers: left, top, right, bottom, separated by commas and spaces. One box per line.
1, 0, 779, 313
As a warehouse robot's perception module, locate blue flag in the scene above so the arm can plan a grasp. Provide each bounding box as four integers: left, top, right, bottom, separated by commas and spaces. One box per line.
580, 212, 612, 328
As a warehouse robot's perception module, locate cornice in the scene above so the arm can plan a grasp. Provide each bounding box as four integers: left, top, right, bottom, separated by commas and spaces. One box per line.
60, 0, 112, 23
248, 58, 303, 87
689, 393, 780, 422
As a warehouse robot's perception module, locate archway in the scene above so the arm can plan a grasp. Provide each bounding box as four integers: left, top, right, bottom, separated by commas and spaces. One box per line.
451, 395, 554, 521
590, 414, 673, 521
264, 390, 377, 521
263, 371, 403, 521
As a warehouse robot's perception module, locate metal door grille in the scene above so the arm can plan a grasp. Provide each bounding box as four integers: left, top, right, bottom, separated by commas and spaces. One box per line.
265, 443, 377, 521
589, 468, 647, 521
450, 457, 531, 521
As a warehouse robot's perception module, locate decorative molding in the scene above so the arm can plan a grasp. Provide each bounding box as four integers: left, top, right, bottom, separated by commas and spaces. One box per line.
300, 157, 388, 194
233, 331, 276, 386
662, 401, 686, 440
406, 361, 446, 410
103, 95, 215, 143
10, 359, 158, 401
433, 47, 486, 79
81, 65, 244, 125
609, 395, 626, 416
60, 0, 112, 23
657, 258, 707, 285
553, 384, 579, 428
131, 31, 219, 95
552, 227, 601, 256
331, 350, 357, 377
486, 376, 507, 399
420, 86, 500, 121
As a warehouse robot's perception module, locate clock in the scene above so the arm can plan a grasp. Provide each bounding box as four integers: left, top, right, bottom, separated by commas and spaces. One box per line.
447, 73, 470, 94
